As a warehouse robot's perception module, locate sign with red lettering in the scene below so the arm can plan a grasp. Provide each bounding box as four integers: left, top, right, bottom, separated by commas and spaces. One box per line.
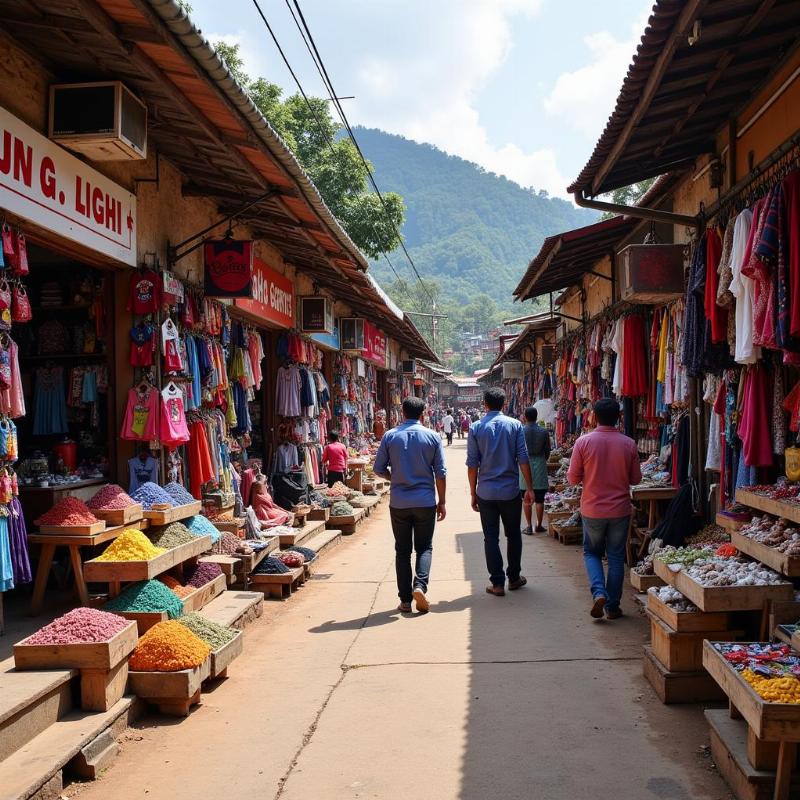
363, 319, 387, 367
204, 238, 253, 297
234, 257, 294, 329
0, 105, 136, 265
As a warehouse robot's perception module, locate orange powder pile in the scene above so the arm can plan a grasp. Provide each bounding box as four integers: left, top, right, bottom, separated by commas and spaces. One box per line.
158, 574, 194, 599
129, 620, 210, 672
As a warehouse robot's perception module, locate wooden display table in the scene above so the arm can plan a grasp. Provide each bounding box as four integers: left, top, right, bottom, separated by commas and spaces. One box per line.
631, 484, 677, 528
731, 530, 800, 578
629, 571, 665, 592
654, 559, 794, 612
736, 491, 800, 525
19, 478, 106, 529
28, 520, 147, 614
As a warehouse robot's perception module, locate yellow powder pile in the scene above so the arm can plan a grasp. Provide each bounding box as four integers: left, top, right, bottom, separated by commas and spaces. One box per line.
95, 529, 166, 562
129, 620, 210, 672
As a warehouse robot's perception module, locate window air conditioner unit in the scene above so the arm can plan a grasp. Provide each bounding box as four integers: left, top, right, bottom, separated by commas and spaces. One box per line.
619, 243, 685, 304
300, 296, 334, 334
401, 359, 416, 374
49, 81, 147, 161
502, 361, 525, 379
340, 318, 365, 351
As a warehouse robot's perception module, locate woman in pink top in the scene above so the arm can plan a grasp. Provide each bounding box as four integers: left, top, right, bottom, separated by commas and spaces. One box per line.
567, 398, 641, 621
322, 431, 349, 488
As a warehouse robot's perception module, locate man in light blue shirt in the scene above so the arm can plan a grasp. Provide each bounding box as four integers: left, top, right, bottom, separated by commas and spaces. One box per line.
467, 387, 534, 596
374, 396, 447, 614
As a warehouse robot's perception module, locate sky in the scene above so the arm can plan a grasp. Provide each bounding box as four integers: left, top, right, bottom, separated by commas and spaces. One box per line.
185, 0, 654, 199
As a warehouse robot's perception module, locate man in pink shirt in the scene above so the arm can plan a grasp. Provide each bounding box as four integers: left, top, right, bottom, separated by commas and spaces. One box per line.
322, 432, 349, 488
567, 398, 641, 620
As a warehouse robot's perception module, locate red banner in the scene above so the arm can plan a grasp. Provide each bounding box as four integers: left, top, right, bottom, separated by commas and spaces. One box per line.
363, 320, 387, 367
234, 257, 294, 329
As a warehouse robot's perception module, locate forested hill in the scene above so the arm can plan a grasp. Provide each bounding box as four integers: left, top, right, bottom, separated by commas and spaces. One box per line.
356, 127, 596, 308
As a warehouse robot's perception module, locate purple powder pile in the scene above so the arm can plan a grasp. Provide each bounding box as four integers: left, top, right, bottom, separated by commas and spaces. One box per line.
163, 482, 196, 506
25, 608, 129, 645
131, 482, 177, 510
184, 561, 223, 588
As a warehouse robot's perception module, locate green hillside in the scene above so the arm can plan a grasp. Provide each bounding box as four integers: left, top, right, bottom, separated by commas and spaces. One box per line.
356, 127, 596, 309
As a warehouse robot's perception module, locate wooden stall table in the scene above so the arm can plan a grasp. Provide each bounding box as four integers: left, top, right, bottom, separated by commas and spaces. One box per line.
631, 485, 677, 529
346, 458, 370, 492
28, 523, 138, 614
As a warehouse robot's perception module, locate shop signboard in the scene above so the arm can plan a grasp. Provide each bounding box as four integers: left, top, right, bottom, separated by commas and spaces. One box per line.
204, 238, 253, 297
0, 104, 137, 265
234, 256, 294, 328
362, 320, 387, 368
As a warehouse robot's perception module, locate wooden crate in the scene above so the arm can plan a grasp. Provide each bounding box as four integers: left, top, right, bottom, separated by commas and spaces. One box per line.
703, 641, 800, 741
654, 559, 794, 612
731, 530, 800, 578
327, 509, 364, 527
208, 630, 243, 680
84, 535, 213, 583
308, 507, 330, 522
771, 602, 800, 643
80, 660, 129, 712
643, 644, 726, 704
717, 511, 751, 533
109, 609, 168, 634
630, 571, 665, 592
36, 520, 106, 535
248, 565, 305, 599
736, 490, 800, 526
92, 504, 144, 526
556, 525, 582, 545
646, 588, 730, 632
14, 621, 137, 671
648, 613, 740, 672
128, 658, 211, 716
181, 573, 226, 613
212, 519, 245, 535
143, 500, 202, 526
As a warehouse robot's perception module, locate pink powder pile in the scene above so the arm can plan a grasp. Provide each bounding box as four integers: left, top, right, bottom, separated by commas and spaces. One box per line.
38, 498, 98, 526
87, 484, 137, 511
25, 607, 129, 645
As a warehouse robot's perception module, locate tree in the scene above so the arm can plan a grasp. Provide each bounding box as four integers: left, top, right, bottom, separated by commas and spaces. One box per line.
600, 177, 657, 219
214, 42, 405, 258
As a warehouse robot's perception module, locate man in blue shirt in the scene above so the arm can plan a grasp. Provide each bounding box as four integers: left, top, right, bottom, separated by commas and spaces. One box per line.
374, 396, 447, 614
467, 387, 534, 596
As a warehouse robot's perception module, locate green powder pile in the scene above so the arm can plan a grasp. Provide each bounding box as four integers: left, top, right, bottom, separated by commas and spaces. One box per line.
149, 523, 196, 549
177, 612, 238, 650
104, 579, 184, 618
331, 501, 355, 516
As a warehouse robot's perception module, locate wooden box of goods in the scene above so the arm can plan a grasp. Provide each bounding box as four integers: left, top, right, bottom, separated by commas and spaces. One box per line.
730, 521, 800, 578
653, 559, 794, 612
36, 519, 105, 536
209, 630, 243, 680
630, 570, 665, 592
647, 613, 741, 673
128, 660, 210, 716
308, 507, 331, 522
180, 572, 226, 613
14, 610, 138, 712
92, 504, 144, 526
249, 564, 306, 599
646, 586, 730, 632
772, 602, 800, 645
716, 510, 751, 534
143, 500, 202, 526
555, 523, 582, 546
328, 508, 364, 527
643, 644, 727, 704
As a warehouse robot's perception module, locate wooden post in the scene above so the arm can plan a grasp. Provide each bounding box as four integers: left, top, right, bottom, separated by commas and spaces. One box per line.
774, 740, 796, 800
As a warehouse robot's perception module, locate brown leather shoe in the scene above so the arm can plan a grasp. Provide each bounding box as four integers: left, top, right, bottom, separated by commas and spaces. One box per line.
605, 607, 623, 620
397, 602, 412, 613
508, 576, 527, 591
486, 585, 505, 597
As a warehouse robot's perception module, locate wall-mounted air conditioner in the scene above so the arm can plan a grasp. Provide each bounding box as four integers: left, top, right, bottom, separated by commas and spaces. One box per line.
340, 318, 365, 351
401, 359, 416, 374
300, 296, 334, 334
502, 361, 525, 379
49, 81, 147, 161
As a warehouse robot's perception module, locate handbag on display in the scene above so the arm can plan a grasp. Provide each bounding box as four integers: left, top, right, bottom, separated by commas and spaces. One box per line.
1, 225, 15, 268
11, 284, 31, 323
13, 232, 29, 276
786, 443, 800, 482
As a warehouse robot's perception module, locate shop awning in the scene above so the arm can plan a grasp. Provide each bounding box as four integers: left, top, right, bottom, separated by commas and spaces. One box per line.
568, 0, 800, 197
513, 216, 635, 301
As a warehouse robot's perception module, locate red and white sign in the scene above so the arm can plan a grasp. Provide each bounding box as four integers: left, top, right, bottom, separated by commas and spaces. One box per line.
234, 256, 294, 329
0, 105, 136, 265
363, 320, 387, 367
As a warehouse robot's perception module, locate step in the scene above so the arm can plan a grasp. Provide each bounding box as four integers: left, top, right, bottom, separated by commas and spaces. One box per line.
302, 528, 342, 559
278, 520, 325, 548
0, 697, 134, 800
0, 657, 77, 762
70, 728, 119, 780
199, 590, 264, 630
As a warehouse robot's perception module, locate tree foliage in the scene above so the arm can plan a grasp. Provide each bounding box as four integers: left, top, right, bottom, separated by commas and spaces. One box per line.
214, 42, 405, 258
599, 178, 657, 219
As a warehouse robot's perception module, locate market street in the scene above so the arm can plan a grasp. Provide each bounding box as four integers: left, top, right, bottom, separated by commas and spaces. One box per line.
74, 440, 729, 800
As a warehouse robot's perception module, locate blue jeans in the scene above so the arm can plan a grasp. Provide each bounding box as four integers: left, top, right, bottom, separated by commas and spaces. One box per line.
390, 506, 435, 603
478, 494, 523, 587
582, 515, 629, 611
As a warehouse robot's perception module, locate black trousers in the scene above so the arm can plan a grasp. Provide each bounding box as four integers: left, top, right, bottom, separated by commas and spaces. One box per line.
327, 470, 345, 488
389, 506, 436, 603
478, 494, 523, 587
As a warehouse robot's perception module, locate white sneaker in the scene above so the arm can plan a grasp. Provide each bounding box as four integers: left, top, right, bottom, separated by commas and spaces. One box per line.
413, 587, 429, 613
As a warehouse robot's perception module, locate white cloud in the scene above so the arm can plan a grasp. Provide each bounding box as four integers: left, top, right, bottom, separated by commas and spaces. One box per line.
543, 11, 651, 139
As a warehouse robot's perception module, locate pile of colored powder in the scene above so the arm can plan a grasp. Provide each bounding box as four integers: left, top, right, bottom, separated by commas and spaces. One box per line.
38, 497, 98, 526
253, 556, 290, 575
275, 550, 304, 567
104, 579, 184, 618
130, 482, 177, 510
129, 620, 210, 672
287, 545, 316, 561
186, 515, 222, 544
331, 501, 355, 517
25, 607, 129, 645
163, 481, 196, 506
184, 561, 222, 588
212, 530, 245, 555
87, 484, 136, 511
177, 613, 237, 650
149, 523, 196, 549
158, 574, 194, 598
94, 529, 166, 562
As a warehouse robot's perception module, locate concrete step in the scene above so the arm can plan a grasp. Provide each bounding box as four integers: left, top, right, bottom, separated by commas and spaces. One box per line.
302, 528, 343, 559
0, 696, 134, 800
278, 520, 325, 548
70, 728, 119, 780
0, 657, 76, 762
199, 590, 264, 630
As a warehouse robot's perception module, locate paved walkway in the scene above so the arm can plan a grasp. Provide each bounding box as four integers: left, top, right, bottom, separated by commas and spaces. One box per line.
74, 440, 731, 800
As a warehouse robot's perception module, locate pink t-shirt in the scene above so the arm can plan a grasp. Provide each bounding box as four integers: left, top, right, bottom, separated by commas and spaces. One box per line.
323, 442, 348, 473
567, 426, 642, 519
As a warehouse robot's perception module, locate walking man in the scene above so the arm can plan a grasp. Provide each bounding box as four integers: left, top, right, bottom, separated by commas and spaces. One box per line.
567, 398, 641, 620
467, 387, 533, 596
521, 406, 550, 535
442, 408, 455, 446
374, 397, 447, 614
321, 431, 348, 488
